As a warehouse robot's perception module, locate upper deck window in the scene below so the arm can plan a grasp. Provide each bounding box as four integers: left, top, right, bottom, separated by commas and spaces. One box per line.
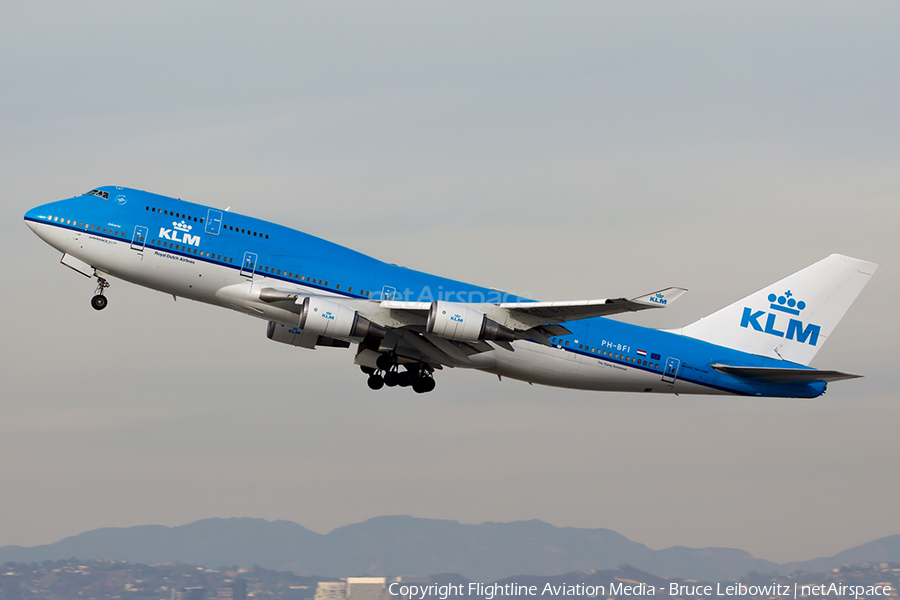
86, 189, 109, 200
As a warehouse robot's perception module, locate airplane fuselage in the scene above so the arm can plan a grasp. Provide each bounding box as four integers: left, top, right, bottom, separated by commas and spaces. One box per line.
25, 187, 838, 398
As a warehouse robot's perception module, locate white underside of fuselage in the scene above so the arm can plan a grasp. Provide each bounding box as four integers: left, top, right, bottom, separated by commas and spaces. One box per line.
32, 221, 720, 395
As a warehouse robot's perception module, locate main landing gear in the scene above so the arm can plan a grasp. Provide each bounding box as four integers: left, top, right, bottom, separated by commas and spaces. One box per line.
361, 355, 436, 394
90, 276, 110, 311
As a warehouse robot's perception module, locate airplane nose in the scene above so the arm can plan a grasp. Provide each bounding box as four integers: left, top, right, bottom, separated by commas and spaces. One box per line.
24, 205, 46, 234
24, 208, 37, 232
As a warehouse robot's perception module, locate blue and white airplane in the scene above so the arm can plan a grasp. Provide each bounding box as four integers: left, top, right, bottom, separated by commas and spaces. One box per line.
25, 186, 877, 397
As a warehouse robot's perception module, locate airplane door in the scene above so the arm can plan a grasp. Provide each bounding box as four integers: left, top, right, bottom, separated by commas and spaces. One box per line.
662, 357, 681, 383
205, 209, 223, 235
240, 251, 258, 278
382, 285, 398, 300
131, 225, 148, 251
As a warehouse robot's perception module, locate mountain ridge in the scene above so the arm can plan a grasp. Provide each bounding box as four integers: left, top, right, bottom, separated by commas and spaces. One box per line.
1, 516, 896, 582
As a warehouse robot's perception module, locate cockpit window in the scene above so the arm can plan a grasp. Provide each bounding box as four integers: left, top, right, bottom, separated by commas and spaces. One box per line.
86, 189, 109, 199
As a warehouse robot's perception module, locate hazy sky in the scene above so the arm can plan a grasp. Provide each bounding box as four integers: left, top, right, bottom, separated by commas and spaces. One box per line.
2, 2, 899, 565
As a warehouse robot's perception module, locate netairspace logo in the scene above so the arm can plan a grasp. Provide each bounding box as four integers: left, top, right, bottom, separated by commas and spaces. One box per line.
740, 290, 820, 346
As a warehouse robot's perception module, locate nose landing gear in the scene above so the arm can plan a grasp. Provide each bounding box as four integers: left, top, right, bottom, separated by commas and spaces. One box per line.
91, 276, 110, 311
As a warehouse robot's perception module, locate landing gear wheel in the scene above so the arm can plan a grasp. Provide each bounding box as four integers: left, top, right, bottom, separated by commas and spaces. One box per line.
398, 371, 416, 387
367, 374, 385, 390
383, 370, 400, 387
91, 275, 110, 311
90, 294, 108, 311
413, 377, 436, 394
360, 365, 375, 375
376, 353, 395, 371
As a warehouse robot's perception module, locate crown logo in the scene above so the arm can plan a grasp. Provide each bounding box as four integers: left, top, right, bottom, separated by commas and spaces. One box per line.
768, 290, 806, 316
173, 220, 192, 232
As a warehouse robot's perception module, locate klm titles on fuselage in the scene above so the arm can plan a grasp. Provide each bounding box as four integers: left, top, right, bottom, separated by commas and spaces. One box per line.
740, 290, 820, 346
158, 221, 201, 247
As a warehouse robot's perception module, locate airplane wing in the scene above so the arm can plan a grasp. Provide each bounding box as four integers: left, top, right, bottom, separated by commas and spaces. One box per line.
260, 286, 686, 329
496, 287, 687, 322
710, 364, 861, 383
256, 286, 686, 365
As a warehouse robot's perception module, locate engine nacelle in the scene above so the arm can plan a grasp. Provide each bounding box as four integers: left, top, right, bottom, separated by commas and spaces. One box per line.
426, 301, 516, 342
266, 321, 350, 349
299, 296, 385, 339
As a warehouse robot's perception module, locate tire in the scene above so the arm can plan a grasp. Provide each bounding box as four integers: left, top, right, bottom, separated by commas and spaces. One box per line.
413, 377, 435, 394
384, 370, 400, 387
367, 374, 384, 390
91, 295, 108, 311
360, 365, 375, 375
398, 371, 416, 387
375, 354, 394, 371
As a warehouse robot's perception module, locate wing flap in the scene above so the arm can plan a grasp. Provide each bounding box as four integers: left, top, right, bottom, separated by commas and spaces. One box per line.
711, 364, 861, 383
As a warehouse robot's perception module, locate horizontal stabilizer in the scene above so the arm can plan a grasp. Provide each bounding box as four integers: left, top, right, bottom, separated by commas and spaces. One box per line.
711, 364, 861, 383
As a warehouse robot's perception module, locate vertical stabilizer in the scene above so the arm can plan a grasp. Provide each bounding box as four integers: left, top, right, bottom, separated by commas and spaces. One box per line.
679, 254, 878, 365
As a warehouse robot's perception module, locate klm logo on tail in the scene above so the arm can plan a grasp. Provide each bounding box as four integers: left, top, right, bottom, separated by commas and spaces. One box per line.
740, 290, 821, 346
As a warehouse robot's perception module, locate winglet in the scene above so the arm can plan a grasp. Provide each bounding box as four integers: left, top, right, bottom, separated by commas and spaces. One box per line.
631, 287, 688, 308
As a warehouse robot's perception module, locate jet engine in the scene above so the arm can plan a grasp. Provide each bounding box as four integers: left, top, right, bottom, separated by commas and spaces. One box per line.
298, 296, 385, 339
426, 301, 516, 342
266, 321, 350, 348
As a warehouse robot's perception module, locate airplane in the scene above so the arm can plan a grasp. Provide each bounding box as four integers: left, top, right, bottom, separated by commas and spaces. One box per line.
24, 186, 878, 397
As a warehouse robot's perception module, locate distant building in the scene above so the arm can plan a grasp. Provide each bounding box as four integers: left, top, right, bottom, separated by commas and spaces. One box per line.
174, 587, 207, 600
314, 581, 347, 600
346, 577, 386, 600
217, 586, 234, 600
232, 579, 248, 600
